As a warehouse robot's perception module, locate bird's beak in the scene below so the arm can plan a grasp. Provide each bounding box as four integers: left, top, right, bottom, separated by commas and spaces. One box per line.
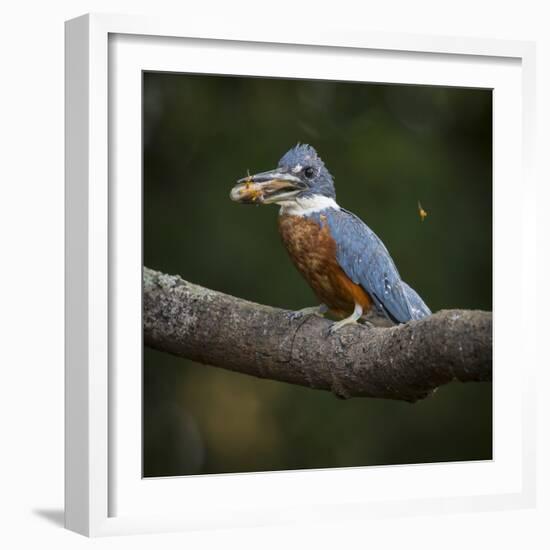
230, 169, 305, 205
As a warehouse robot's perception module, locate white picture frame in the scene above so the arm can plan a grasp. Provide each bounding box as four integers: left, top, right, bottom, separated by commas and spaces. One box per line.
65, 13, 537, 537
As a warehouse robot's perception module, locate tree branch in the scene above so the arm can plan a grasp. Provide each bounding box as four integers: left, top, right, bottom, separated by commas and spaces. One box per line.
143, 267, 492, 402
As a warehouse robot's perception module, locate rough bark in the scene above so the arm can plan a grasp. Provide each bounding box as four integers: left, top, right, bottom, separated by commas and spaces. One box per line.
143, 267, 492, 402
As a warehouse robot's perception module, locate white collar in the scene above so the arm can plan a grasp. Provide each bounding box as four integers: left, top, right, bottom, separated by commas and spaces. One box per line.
278, 195, 340, 216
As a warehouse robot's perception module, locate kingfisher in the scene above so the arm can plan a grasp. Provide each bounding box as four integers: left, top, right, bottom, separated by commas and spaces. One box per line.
230, 144, 431, 333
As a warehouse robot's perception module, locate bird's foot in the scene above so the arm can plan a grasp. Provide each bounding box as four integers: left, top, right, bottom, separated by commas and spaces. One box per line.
288, 304, 328, 321
327, 303, 363, 336
328, 318, 359, 335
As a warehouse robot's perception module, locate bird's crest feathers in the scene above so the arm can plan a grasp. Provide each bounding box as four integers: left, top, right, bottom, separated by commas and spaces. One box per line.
279, 143, 324, 169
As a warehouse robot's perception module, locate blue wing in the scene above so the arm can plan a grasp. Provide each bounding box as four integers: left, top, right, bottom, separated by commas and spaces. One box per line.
320, 208, 429, 323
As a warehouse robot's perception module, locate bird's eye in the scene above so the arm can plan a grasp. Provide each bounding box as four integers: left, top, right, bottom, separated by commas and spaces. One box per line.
304, 167, 315, 178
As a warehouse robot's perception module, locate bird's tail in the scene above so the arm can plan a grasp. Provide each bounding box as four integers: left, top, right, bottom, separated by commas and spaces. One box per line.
402, 282, 431, 320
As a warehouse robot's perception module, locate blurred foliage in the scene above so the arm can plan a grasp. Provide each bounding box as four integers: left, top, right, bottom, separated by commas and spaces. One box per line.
143, 72, 492, 477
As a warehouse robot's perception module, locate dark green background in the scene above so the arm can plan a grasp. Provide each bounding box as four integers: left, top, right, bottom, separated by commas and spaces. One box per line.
143, 72, 492, 477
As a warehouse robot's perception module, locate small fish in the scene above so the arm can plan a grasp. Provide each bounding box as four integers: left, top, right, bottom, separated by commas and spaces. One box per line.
230, 172, 266, 204
417, 201, 428, 222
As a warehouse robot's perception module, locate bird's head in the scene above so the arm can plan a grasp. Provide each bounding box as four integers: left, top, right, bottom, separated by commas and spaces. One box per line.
230, 144, 335, 206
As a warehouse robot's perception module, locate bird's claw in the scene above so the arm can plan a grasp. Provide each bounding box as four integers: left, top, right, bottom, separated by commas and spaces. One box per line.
288, 305, 327, 321
288, 310, 307, 321
327, 317, 360, 336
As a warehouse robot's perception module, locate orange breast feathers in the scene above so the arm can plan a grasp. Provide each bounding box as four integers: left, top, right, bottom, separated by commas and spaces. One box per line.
278, 214, 372, 319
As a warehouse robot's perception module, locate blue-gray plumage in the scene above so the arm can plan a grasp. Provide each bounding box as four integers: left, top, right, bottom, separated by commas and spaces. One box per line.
313, 208, 418, 323
402, 282, 432, 320
230, 143, 431, 332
